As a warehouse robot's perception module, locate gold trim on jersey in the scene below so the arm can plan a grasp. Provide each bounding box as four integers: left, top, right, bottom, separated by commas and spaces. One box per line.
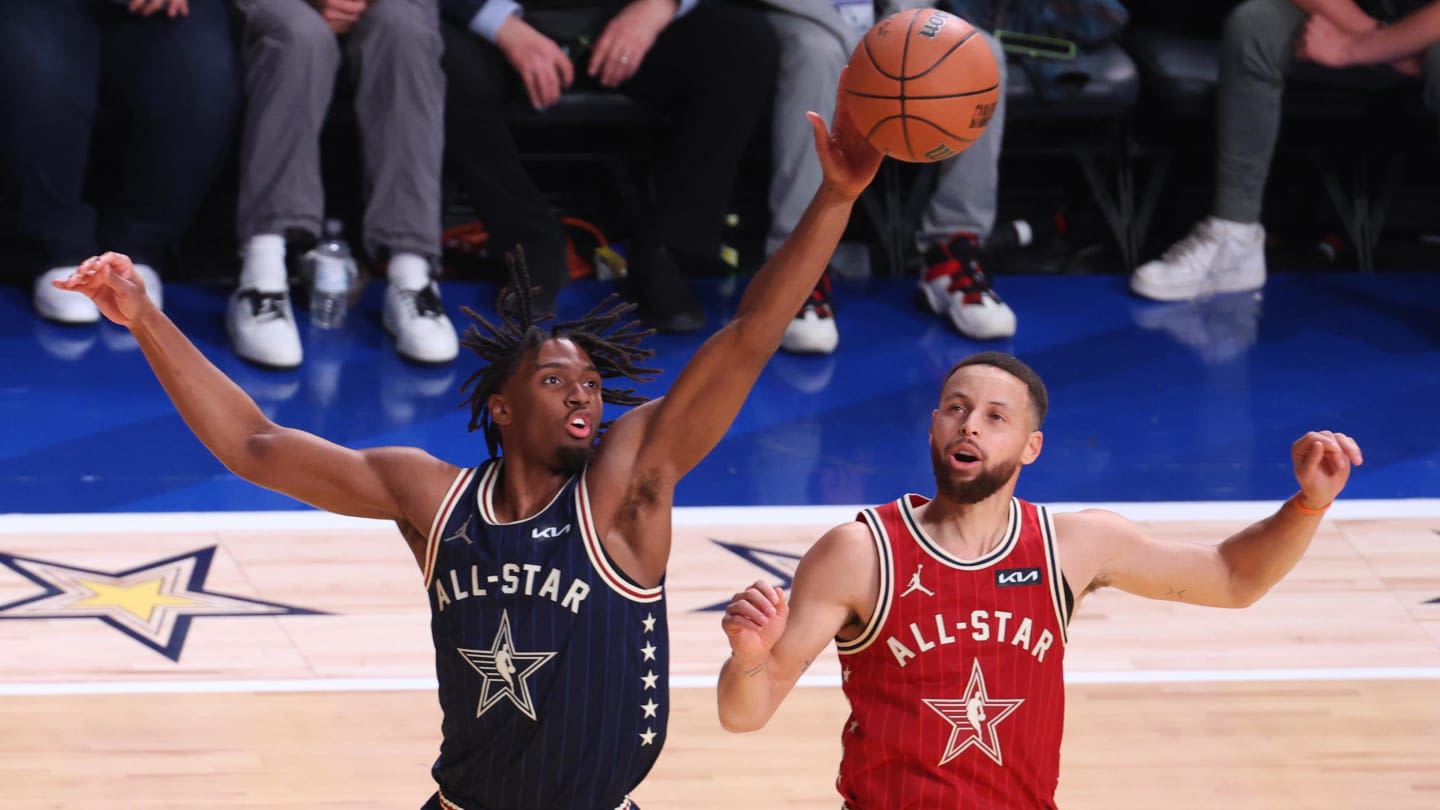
575, 472, 663, 604
423, 467, 478, 587
836, 508, 894, 655
1037, 504, 1070, 645
899, 495, 1021, 570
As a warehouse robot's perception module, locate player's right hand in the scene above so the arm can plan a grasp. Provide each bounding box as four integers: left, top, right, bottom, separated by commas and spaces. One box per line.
52, 252, 153, 328
810, 66, 882, 201
496, 17, 575, 110
721, 580, 788, 662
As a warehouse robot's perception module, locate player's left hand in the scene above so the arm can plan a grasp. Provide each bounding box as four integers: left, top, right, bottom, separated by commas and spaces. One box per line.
1291, 430, 1363, 509
1297, 14, 1358, 67
589, 0, 672, 87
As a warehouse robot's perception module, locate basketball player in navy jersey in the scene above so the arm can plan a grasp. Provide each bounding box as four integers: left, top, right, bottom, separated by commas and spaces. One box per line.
716, 352, 1363, 808
53, 79, 881, 810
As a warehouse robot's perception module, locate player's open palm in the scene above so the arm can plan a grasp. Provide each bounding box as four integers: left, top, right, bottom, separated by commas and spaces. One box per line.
810, 66, 882, 200
722, 581, 788, 661
52, 253, 151, 328
1291, 430, 1363, 508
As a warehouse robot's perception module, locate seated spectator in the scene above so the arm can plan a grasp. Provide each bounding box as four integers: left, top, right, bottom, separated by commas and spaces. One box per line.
228, 0, 456, 368
438, 0, 778, 332
757, 0, 1015, 355
0, 0, 239, 336
1131, 0, 1438, 301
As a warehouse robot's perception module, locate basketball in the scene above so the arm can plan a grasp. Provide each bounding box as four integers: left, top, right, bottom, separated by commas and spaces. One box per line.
843, 8, 1000, 162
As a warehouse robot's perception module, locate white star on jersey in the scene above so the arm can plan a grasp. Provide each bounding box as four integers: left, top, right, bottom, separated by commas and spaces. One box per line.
922, 659, 1024, 766
458, 610, 556, 721
642, 612, 656, 633
641, 699, 659, 718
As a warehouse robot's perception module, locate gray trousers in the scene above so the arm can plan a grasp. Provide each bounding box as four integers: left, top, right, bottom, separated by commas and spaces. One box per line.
1215, 0, 1440, 223
763, 11, 1006, 256
233, 0, 444, 259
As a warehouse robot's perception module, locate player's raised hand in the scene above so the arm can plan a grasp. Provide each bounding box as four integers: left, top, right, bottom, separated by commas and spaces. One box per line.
1291, 430, 1363, 510
721, 580, 789, 663
809, 66, 882, 201
51, 252, 153, 328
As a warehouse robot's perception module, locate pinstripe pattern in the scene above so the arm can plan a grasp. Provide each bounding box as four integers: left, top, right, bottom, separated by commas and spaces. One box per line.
425, 459, 666, 809
837, 495, 1067, 809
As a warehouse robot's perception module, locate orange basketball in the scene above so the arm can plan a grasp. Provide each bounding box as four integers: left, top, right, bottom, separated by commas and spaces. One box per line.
843, 8, 1000, 163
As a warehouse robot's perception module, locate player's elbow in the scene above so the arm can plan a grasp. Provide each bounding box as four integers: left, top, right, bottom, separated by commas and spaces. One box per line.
717, 707, 768, 734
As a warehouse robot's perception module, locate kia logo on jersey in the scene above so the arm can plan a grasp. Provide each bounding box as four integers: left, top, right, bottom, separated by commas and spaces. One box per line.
995, 567, 1041, 587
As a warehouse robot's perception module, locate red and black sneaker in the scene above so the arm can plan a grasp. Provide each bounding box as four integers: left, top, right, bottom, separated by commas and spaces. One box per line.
781, 270, 839, 355
918, 232, 1017, 340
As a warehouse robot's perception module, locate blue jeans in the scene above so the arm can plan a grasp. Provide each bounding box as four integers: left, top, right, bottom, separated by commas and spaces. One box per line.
0, 0, 240, 277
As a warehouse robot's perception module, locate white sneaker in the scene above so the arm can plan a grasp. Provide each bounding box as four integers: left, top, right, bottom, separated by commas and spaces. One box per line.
918, 234, 1017, 341
1131, 218, 1266, 302
781, 274, 839, 355
227, 287, 303, 369
33, 267, 99, 324
384, 282, 459, 364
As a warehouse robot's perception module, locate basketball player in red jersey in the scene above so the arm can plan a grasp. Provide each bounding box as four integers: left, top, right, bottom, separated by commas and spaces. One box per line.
716, 351, 1363, 808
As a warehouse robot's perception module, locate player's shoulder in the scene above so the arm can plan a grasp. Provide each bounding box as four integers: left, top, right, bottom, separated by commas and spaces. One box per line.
803, 520, 878, 566
1051, 507, 1143, 546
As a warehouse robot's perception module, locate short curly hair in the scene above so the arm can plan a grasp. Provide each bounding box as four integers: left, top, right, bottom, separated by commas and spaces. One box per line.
458, 249, 660, 458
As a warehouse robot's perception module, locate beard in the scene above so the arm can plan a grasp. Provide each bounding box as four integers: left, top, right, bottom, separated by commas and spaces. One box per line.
930, 443, 1020, 505
555, 443, 597, 475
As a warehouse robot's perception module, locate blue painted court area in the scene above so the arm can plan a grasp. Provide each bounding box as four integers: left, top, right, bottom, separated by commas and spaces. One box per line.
2, 270, 1437, 513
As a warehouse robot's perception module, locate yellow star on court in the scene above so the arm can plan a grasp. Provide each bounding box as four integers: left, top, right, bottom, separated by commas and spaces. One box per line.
73, 578, 201, 623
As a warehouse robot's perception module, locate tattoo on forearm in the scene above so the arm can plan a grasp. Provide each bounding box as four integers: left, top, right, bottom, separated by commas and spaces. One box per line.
744, 663, 766, 677
1166, 586, 1188, 600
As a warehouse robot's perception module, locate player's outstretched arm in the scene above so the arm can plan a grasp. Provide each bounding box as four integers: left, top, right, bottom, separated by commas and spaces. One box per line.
717, 522, 876, 732
52, 254, 453, 525
624, 72, 882, 484
1060, 431, 1363, 608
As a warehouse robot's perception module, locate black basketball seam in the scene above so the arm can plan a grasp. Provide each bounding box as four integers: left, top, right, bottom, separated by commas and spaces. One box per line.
861, 31, 904, 81
900, 116, 979, 144
845, 83, 1000, 101
904, 28, 980, 80
901, 9, 919, 160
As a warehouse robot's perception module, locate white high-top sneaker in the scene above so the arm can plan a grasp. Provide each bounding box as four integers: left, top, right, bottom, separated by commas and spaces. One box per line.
227, 235, 302, 368
1130, 217, 1266, 302
383, 281, 459, 364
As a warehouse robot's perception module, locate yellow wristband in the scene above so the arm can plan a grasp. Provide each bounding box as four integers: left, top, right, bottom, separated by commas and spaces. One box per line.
1291, 494, 1331, 515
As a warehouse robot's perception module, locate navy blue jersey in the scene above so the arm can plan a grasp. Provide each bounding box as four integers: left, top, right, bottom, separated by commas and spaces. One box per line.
422, 459, 668, 810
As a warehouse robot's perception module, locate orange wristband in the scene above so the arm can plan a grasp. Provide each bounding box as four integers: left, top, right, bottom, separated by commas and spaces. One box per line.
1291, 494, 1331, 515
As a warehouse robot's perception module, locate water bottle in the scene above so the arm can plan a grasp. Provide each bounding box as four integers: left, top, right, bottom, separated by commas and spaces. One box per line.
306, 219, 357, 330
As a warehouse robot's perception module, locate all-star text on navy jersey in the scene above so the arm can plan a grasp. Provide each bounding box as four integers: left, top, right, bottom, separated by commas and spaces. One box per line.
421, 459, 667, 810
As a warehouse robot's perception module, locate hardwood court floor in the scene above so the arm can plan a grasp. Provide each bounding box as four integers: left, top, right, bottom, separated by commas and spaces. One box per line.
1, 509, 1437, 808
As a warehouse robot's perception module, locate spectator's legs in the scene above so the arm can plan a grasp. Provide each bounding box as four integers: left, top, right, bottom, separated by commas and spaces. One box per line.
623, 3, 779, 263
439, 22, 569, 315
1213, 0, 1305, 223
101, 0, 241, 272
916, 30, 1007, 248
761, 12, 852, 258
233, 0, 341, 244
346, 0, 444, 264
0, 0, 102, 277
349, 0, 456, 364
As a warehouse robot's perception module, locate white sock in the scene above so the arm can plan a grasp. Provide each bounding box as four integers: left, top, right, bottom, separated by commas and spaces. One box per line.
240, 234, 288, 293
387, 252, 432, 291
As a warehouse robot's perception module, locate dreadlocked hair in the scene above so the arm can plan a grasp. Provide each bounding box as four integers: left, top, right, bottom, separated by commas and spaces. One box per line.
458, 246, 660, 458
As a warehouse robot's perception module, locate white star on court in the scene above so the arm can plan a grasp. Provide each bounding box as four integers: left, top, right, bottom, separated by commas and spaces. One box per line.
641, 670, 658, 690
922, 660, 1024, 767
641, 699, 659, 718
458, 611, 556, 721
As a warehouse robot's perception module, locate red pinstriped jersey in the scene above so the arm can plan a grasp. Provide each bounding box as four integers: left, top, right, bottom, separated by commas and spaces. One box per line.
837, 495, 1071, 809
